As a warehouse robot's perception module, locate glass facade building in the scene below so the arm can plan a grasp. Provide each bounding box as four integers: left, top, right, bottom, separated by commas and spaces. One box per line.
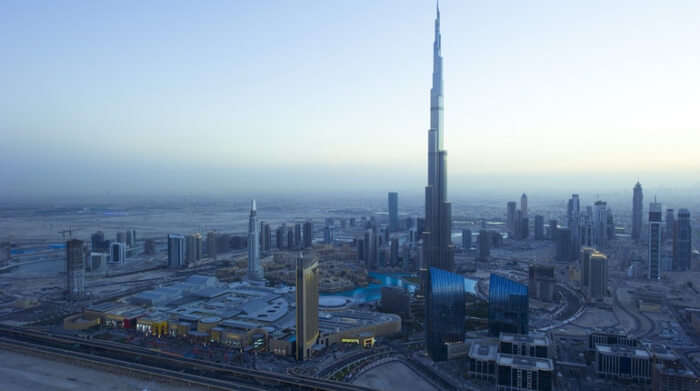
425, 267, 465, 361
488, 274, 529, 337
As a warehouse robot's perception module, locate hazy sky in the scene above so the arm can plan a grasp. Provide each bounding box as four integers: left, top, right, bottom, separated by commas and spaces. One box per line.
2, 1, 699, 200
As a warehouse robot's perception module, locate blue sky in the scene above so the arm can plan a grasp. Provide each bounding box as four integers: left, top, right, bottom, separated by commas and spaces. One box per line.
1, 1, 699, 199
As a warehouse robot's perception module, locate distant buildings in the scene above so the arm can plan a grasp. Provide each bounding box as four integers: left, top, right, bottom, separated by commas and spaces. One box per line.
520, 193, 528, 218
294, 223, 302, 249
478, 230, 490, 261
665, 208, 675, 241
88, 252, 107, 273
534, 215, 544, 240
489, 274, 528, 337
555, 228, 572, 262
507, 201, 517, 235
323, 226, 335, 244
259, 222, 271, 252
303, 221, 313, 248
185, 233, 202, 264
462, 229, 472, 250
388, 192, 399, 232
66, 239, 85, 297
567, 194, 580, 255
425, 267, 465, 361
672, 209, 692, 271
110, 241, 126, 264
587, 252, 608, 300
592, 201, 609, 249
247, 200, 263, 281
207, 231, 217, 261
167, 234, 185, 268
528, 265, 555, 302
91, 231, 107, 252
295, 253, 319, 361
126, 229, 136, 248
648, 202, 662, 280
632, 182, 643, 241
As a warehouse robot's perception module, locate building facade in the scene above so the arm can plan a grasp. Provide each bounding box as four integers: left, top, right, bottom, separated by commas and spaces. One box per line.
167, 234, 185, 268
649, 202, 663, 280
248, 200, 263, 280
489, 274, 529, 337
632, 182, 643, 241
388, 192, 399, 232
673, 209, 692, 272
295, 254, 319, 361
425, 266, 465, 361
66, 239, 85, 297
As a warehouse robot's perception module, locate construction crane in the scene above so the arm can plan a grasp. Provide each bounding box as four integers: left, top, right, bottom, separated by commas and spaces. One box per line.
58, 225, 79, 240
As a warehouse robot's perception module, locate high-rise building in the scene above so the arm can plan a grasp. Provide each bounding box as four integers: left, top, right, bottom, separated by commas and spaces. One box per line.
207, 231, 217, 260
567, 194, 580, 254
323, 226, 335, 244
489, 274, 529, 336
534, 215, 545, 240
648, 202, 662, 280
579, 207, 593, 247
478, 230, 490, 261
143, 239, 155, 255
388, 192, 399, 232
390, 238, 399, 266
185, 233, 202, 264
520, 193, 528, 218
507, 202, 517, 234
580, 247, 596, 289
66, 239, 85, 297
110, 241, 126, 264
303, 221, 313, 248
548, 219, 558, 240
126, 229, 136, 248
592, 201, 608, 248
248, 200, 263, 281
632, 182, 643, 241
422, 4, 455, 276
287, 229, 294, 250
528, 265, 555, 302
167, 234, 185, 268
588, 252, 608, 300
425, 267, 465, 361
88, 252, 107, 273
555, 228, 572, 262
462, 229, 472, 249
293, 223, 302, 249
91, 231, 106, 252
665, 208, 675, 241
295, 253, 319, 361
673, 209, 692, 271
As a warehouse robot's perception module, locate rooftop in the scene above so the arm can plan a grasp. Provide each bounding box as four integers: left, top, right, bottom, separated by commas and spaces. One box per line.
596, 344, 650, 359
469, 341, 498, 361
500, 332, 550, 346
496, 353, 553, 371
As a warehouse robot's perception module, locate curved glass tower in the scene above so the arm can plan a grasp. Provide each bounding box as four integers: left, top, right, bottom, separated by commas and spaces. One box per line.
488, 274, 529, 337
425, 267, 465, 361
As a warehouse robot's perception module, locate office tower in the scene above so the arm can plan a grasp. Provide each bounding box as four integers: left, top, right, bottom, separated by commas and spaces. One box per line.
390, 238, 399, 266
88, 252, 107, 273
167, 234, 185, 268
534, 215, 544, 240
143, 239, 155, 255
276, 225, 286, 250
185, 233, 202, 264
665, 208, 675, 241
588, 252, 608, 300
357, 238, 365, 261
520, 216, 529, 239
287, 229, 294, 250
207, 231, 217, 260
364, 229, 372, 268
528, 265, 555, 302
293, 223, 302, 249
303, 221, 313, 248
507, 201, 517, 234
478, 230, 490, 261
349, 218, 356, 227
648, 202, 662, 280
555, 228, 572, 262
632, 182, 643, 241
261, 222, 272, 252
567, 194, 580, 254
548, 219, 558, 240
323, 226, 335, 244
422, 4, 455, 275
513, 209, 523, 239
580, 247, 595, 289
606, 210, 616, 241
488, 274, 529, 336
295, 253, 319, 361
425, 267, 465, 361
91, 231, 106, 252
388, 192, 399, 232
462, 229, 472, 249
66, 239, 85, 297
247, 200, 263, 280
110, 241, 126, 264
592, 201, 608, 248
579, 207, 593, 247
520, 193, 528, 218
673, 209, 692, 271
126, 229, 136, 247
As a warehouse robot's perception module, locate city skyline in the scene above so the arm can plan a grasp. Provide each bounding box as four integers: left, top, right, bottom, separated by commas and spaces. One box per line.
2, 1, 700, 199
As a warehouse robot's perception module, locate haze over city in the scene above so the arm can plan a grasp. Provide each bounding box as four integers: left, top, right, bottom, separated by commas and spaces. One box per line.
2, 0, 699, 200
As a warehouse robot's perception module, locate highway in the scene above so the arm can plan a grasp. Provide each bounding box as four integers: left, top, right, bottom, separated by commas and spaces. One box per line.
0, 325, 376, 391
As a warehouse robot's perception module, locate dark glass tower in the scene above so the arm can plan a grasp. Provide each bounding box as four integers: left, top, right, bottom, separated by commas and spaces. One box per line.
632, 182, 643, 241
673, 209, 691, 271
422, 3, 455, 276
488, 274, 529, 336
425, 267, 465, 361
388, 192, 399, 232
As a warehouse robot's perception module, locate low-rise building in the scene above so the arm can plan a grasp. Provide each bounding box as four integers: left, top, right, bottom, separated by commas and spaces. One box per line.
496, 353, 554, 391
499, 332, 551, 358
595, 344, 652, 383
467, 341, 498, 382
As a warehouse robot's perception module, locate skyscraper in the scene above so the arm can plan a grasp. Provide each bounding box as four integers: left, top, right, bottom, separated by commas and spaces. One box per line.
294, 223, 302, 249
673, 209, 691, 271
110, 241, 126, 264
507, 201, 517, 234
592, 201, 608, 248
648, 202, 662, 280
534, 215, 545, 240
488, 274, 529, 336
567, 194, 580, 254
295, 253, 319, 361
303, 221, 313, 248
478, 230, 490, 261
587, 252, 608, 300
167, 234, 185, 268
66, 239, 85, 297
520, 193, 528, 218
207, 231, 217, 261
388, 192, 399, 232
632, 182, 643, 241
665, 208, 675, 241
248, 200, 263, 280
462, 229, 472, 249
422, 4, 455, 276
425, 267, 465, 361
185, 233, 202, 264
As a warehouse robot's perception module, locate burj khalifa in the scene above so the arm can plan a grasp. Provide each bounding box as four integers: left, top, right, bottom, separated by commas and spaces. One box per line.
422, 3, 455, 276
